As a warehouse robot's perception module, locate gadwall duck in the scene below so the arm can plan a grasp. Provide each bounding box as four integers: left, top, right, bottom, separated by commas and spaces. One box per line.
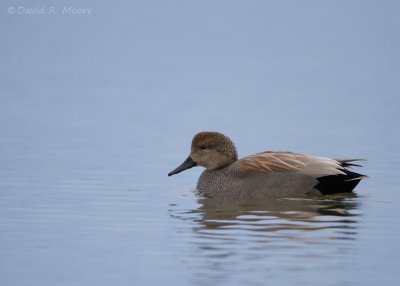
168, 132, 366, 198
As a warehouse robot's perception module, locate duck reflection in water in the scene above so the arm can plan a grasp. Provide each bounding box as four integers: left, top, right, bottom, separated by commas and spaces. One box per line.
195, 194, 360, 233
169, 194, 361, 284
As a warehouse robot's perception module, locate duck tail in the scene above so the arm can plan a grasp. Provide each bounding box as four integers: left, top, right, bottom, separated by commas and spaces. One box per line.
315, 159, 367, 195
335, 158, 365, 168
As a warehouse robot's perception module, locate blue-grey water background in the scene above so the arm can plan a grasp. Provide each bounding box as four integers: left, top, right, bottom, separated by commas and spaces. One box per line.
1, 1, 400, 285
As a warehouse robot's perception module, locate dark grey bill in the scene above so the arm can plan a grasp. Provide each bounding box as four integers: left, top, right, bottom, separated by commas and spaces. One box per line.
168, 157, 197, 176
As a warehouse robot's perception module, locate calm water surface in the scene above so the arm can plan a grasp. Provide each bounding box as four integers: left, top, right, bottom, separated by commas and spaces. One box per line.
0, 99, 398, 285
1, 1, 400, 285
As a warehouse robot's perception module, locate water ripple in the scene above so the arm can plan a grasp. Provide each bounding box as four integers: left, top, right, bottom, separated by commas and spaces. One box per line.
169, 194, 362, 285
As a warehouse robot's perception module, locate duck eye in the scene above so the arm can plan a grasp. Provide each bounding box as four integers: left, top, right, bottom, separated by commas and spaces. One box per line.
200, 145, 207, 150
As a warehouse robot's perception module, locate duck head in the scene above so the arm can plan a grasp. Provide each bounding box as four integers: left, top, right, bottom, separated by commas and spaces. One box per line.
168, 132, 238, 176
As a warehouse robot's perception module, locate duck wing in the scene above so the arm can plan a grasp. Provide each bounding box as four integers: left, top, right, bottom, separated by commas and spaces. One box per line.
238, 151, 346, 178
238, 152, 367, 194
